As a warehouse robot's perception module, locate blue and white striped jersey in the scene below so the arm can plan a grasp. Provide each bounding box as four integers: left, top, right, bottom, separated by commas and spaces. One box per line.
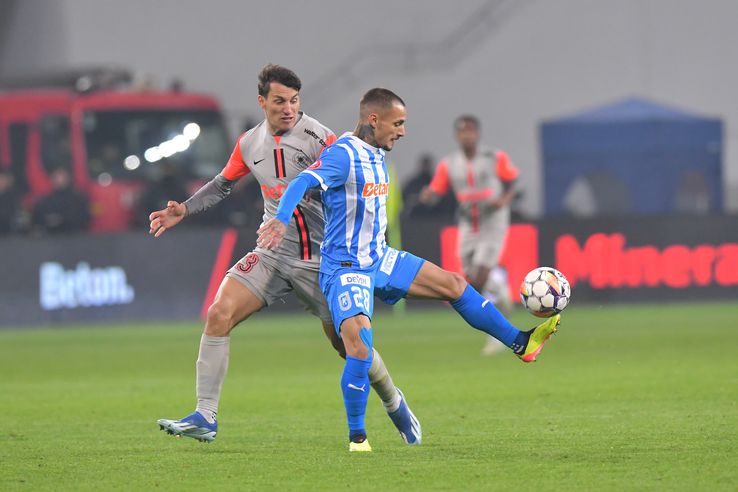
304, 133, 389, 273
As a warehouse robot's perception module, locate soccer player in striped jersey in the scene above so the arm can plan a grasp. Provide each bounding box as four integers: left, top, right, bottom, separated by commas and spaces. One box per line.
258, 88, 560, 452
150, 66, 418, 444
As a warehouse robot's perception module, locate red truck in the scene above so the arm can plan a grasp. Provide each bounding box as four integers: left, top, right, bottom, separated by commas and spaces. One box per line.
0, 68, 230, 232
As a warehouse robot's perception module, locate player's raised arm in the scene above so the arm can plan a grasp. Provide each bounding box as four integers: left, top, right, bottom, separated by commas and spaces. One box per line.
148, 173, 239, 237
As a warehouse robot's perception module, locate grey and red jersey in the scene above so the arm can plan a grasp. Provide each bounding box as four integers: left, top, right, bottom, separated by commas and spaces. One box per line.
428, 146, 518, 231
222, 112, 336, 262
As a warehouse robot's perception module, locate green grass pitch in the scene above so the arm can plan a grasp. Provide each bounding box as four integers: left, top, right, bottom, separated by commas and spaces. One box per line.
2, 302, 737, 491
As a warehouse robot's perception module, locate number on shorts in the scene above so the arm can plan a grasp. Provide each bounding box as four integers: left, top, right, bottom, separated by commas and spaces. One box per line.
351, 286, 371, 311
236, 253, 259, 273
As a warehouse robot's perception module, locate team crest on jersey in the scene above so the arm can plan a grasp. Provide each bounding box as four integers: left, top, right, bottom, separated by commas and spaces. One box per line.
292, 149, 312, 168
308, 159, 322, 170
338, 292, 351, 311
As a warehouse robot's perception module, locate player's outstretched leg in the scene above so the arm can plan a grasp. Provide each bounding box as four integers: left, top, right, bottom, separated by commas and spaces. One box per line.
407, 261, 561, 361
158, 411, 217, 443
451, 284, 562, 361
480, 268, 512, 356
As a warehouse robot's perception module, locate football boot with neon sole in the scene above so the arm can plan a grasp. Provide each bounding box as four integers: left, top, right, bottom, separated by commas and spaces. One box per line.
157, 411, 217, 443
349, 438, 373, 452
518, 314, 560, 363
387, 388, 422, 445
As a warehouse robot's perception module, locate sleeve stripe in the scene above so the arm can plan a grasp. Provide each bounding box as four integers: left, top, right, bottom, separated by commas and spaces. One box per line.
222, 133, 250, 181
304, 170, 327, 190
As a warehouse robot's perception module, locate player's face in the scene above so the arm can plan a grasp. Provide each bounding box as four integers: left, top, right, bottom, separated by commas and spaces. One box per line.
258, 82, 300, 134
455, 120, 479, 152
373, 102, 407, 151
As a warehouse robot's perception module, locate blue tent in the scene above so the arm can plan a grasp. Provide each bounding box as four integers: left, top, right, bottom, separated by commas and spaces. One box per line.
540, 97, 723, 216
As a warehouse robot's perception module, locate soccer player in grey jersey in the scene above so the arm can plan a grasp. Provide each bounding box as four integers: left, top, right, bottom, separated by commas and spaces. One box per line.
150, 65, 418, 443
421, 115, 520, 355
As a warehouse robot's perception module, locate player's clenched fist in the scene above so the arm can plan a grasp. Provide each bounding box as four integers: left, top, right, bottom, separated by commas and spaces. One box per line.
256, 218, 287, 250
149, 200, 187, 237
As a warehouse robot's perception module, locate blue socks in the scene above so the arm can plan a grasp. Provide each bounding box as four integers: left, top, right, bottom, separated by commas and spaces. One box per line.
341, 327, 373, 441
450, 284, 529, 351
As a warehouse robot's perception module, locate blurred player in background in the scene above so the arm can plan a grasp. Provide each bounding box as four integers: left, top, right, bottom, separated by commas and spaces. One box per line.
149, 65, 419, 444
420, 115, 518, 355
258, 89, 560, 452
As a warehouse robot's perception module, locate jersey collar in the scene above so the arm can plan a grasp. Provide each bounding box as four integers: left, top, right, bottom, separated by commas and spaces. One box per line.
341, 132, 385, 156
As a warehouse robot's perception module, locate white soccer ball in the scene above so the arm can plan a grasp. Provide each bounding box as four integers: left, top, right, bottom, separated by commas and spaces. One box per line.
519, 267, 571, 318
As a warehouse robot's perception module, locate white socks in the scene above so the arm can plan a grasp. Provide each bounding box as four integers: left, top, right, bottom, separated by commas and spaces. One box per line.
195, 334, 230, 423
368, 348, 402, 413
192, 336, 402, 421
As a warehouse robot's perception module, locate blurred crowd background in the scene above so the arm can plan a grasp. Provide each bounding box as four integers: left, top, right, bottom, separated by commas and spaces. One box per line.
0, 0, 738, 236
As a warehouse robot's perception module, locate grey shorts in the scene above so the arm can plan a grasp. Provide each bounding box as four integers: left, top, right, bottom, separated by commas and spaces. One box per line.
459, 208, 509, 274
225, 250, 332, 323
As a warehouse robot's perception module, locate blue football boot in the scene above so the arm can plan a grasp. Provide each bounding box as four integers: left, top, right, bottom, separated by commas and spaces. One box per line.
387, 389, 422, 445
157, 411, 217, 443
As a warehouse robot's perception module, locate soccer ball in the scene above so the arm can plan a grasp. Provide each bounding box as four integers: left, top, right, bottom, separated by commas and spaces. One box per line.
520, 267, 571, 318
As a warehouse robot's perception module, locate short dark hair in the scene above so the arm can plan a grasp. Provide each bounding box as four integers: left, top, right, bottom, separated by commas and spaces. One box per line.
454, 115, 480, 131
360, 88, 405, 113
257, 64, 301, 97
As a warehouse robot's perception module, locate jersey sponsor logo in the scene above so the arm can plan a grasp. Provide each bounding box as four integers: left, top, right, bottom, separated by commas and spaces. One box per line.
338, 291, 352, 311
261, 183, 288, 199
379, 248, 399, 275
308, 159, 322, 170
340, 273, 370, 287
361, 182, 389, 197
236, 253, 259, 273
303, 128, 327, 147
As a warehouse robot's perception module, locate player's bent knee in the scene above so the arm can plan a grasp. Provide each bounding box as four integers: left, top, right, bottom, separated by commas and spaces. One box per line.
448, 272, 467, 300
340, 317, 372, 359
205, 301, 240, 336
439, 271, 467, 300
